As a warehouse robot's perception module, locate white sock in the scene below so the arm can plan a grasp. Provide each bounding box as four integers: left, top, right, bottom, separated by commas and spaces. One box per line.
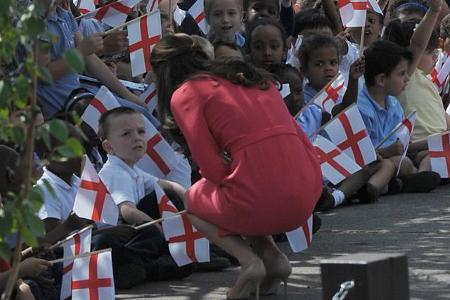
332, 189, 345, 207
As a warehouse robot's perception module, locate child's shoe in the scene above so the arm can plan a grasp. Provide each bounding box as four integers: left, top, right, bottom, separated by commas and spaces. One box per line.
387, 177, 403, 194
315, 186, 335, 212
400, 171, 441, 193
114, 263, 147, 289
357, 183, 379, 204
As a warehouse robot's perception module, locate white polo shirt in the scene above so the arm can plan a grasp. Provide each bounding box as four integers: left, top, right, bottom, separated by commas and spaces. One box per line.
37, 168, 80, 221
99, 154, 158, 206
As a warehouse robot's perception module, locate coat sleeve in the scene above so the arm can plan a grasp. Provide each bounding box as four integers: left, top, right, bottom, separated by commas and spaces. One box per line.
171, 81, 230, 185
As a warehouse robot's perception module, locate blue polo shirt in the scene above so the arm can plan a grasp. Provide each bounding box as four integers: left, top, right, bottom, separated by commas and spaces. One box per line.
295, 84, 322, 139
357, 84, 404, 148
37, 7, 80, 118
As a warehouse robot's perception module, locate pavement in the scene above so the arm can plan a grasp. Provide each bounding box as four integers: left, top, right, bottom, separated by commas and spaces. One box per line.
117, 185, 450, 299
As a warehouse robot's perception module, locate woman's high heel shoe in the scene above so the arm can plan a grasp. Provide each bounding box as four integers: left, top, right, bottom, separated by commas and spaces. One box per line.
226, 258, 266, 300
259, 252, 292, 297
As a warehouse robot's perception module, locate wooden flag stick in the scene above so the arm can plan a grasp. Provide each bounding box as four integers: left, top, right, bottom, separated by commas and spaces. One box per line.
359, 25, 365, 55
294, 73, 340, 120
49, 225, 94, 251
135, 210, 188, 230
374, 110, 416, 150
169, 0, 173, 25
49, 248, 111, 265
104, 11, 158, 35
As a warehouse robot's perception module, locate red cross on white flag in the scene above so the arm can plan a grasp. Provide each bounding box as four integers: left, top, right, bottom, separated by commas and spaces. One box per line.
338, 0, 367, 27
87, 0, 141, 28
395, 110, 417, 149
136, 117, 179, 178
77, 0, 98, 15
428, 131, 450, 178
61, 226, 92, 300
74, 157, 119, 225
154, 184, 210, 266
146, 0, 160, 12
432, 53, 450, 91
188, 0, 208, 34
313, 73, 346, 114
285, 215, 313, 253
323, 104, 377, 167
139, 82, 158, 113
313, 135, 361, 185
81, 86, 121, 133
128, 11, 162, 77
71, 251, 115, 300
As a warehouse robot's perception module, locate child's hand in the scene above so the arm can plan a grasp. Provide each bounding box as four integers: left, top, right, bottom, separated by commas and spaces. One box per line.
78, 33, 104, 57
18, 257, 51, 278
387, 140, 404, 157
349, 56, 365, 80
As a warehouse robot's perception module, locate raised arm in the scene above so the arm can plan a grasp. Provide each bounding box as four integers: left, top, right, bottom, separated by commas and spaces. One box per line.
407, 0, 442, 75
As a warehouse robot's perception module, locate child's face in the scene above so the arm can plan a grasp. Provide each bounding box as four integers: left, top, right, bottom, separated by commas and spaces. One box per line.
250, 25, 286, 69
351, 10, 382, 48
418, 49, 439, 75
302, 46, 339, 90
102, 113, 147, 167
207, 0, 243, 43
283, 72, 304, 116
384, 59, 409, 96
246, 0, 279, 23
214, 45, 244, 61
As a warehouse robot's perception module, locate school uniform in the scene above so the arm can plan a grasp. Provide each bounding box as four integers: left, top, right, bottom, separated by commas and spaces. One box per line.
37, 168, 80, 221
357, 84, 404, 148
296, 83, 323, 138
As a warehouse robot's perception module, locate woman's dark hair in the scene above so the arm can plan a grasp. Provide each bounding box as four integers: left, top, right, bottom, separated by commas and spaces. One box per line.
246, 17, 288, 52
150, 33, 273, 147
383, 19, 439, 51
293, 8, 333, 37
298, 34, 339, 68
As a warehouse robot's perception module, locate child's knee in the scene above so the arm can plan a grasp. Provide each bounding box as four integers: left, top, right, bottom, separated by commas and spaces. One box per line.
380, 158, 395, 175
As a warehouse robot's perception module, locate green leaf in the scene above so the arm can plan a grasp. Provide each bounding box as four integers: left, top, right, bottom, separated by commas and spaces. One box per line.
65, 48, 85, 73
38, 66, 54, 85
25, 15, 45, 38
25, 214, 44, 239
21, 226, 37, 247
0, 0, 12, 13
49, 119, 68, 142
65, 137, 84, 157
55, 144, 78, 158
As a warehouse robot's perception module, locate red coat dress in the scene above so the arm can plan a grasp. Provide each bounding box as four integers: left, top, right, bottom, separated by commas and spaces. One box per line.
171, 76, 322, 236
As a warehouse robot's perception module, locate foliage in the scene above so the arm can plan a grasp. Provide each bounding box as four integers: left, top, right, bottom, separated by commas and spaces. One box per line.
0, 1, 85, 297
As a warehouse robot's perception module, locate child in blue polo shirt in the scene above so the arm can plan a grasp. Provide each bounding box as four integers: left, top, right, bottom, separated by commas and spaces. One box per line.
358, 40, 441, 193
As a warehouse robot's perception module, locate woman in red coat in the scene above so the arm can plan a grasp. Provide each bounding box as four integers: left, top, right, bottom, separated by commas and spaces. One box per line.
151, 34, 322, 299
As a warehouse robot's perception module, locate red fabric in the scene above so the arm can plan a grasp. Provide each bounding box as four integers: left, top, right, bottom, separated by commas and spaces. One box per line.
171, 77, 322, 236
0, 258, 10, 272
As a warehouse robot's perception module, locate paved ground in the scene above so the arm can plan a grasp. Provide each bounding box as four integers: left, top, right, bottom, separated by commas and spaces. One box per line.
117, 185, 450, 299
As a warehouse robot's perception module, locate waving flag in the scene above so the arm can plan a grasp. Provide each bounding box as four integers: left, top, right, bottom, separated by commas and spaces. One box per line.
313, 73, 345, 114
395, 110, 417, 149
61, 226, 92, 300
286, 215, 313, 253
81, 86, 120, 133
128, 11, 162, 77
173, 5, 187, 26
84, 0, 141, 28
188, 0, 208, 34
139, 82, 158, 113
155, 184, 210, 266
323, 104, 376, 167
146, 0, 159, 12
432, 54, 450, 91
313, 135, 361, 185
71, 251, 115, 300
74, 157, 118, 225
338, 0, 367, 27
367, 0, 383, 14
428, 131, 450, 178
77, 0, 98, 15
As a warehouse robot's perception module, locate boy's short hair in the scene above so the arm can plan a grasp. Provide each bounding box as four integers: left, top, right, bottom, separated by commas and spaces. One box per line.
298, 34, 339, 68
364, 40, 413, 87
440, 14, 450, 39
293, 8, 333, 37
383, 19, 439, 51
98, 107, 140, 141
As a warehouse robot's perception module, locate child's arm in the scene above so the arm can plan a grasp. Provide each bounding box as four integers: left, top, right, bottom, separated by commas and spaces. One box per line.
118, 202, 153, 225
407, 0, 442, 75
332, 57, 365, 115
0, 258, 51, 288
377, 140, 404, 158
74, 32, 146, 107
40, 214, 91, 245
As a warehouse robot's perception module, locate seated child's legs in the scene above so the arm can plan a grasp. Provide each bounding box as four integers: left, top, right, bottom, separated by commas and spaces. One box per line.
388, 155, 417, 176
338, 168, 370, 198
416, 151, 432, 172
368, 158, 395, 191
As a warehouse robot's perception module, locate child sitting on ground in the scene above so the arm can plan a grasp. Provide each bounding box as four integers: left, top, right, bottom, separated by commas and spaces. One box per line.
358, 39, 441, 193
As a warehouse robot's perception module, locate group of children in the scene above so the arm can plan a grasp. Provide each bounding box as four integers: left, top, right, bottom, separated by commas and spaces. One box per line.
2, 0, 450, 298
